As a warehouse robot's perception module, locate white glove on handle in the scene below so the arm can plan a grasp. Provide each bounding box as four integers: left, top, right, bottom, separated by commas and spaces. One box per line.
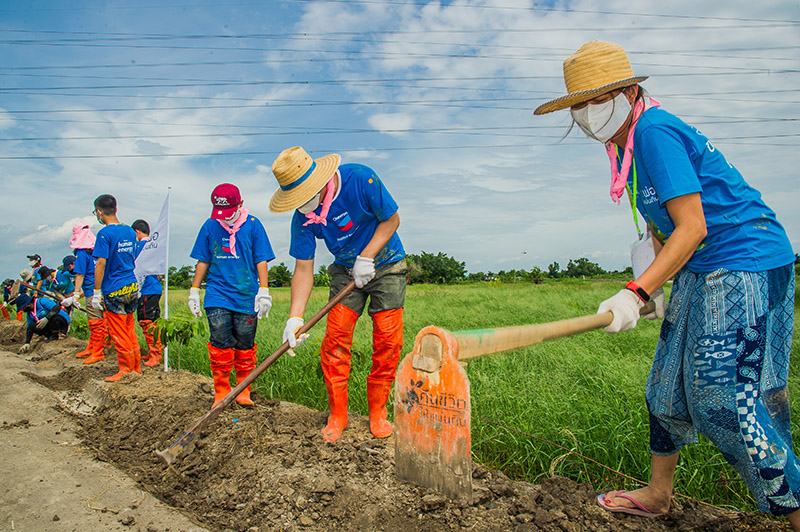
642, 287, 666, 320
91, 293, 102, 310
282, 317, 308, 356
188, 287, 202, 318
597, 289, 645, 333
254, 287, 272, 319
60, 296, 74, 308
352, 256, 375, 288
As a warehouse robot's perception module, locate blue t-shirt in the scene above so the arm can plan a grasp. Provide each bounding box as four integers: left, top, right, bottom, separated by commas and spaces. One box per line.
93, 224, 138, 296
27, 297, 70, 327
54, 269, 75, 295
626, 108, 794, 273
135, 240, 163, 296
290, 163, 405, 268
190, 215, 275, 314
73, 249, 96, 296
33, 266, 55, 292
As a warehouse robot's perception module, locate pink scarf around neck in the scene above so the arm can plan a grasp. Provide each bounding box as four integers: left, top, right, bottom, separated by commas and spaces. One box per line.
216, 207, 249, 258
303, 176, 336, 227
605, 95, 661, 204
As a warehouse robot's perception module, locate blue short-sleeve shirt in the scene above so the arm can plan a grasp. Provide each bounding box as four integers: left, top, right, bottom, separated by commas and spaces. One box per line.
190, 215, 275, 314
627, 108, 794, 273
93, 224, 138, 296
289, 163, 405, 268
54, 269, 75, 295
73, 249, 96, 297
135, 240, 163, 296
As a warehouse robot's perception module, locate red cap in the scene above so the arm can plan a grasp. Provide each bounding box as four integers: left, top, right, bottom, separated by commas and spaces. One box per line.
210, 183, 241, 219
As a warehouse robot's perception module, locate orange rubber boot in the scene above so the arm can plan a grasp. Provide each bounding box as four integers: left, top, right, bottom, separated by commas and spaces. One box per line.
233, 345, 257, 407
209, 343, 234, 407
81, 318, 107, 363
367, 308, 404, 438
140, 320, 163, 367
104, 313, 142, 381
320, 304, 359, 443
1, 306, 9, 320
17, 310, 23, 321
367, 381, 394, 438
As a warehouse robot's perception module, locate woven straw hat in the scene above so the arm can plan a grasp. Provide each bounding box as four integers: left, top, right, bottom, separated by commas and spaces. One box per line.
534, 41, 647, 115
269, 146, 341, 213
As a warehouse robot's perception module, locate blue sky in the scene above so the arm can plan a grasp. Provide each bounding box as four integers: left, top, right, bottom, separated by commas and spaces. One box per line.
1, 0, 798, 281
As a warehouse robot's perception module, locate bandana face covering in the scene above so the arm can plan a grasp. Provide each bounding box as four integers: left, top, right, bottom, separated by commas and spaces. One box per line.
222, 207, 241, 224
302, 174, 337, 227
571, 91, 632, 143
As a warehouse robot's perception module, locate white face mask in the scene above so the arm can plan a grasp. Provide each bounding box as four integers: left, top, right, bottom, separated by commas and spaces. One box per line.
28, 260, 37, 267
222, 207, 241, 224
571, 91, 632, 143
298, 192, 321, 214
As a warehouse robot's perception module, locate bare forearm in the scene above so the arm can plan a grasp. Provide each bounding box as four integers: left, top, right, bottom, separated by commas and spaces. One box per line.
289, 260, 314, 317
73, 274, 85, 297
191, 262, 209, 289
359, 212, 399, 259
94, 259, 106, 292
256, 261, 269, 287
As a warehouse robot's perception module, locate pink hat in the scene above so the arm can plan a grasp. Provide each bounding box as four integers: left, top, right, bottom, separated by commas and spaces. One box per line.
210, 183, 242, 220
69, 223, 96, 250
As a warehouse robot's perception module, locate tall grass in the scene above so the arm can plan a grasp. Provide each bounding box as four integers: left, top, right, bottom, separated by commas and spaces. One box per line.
75, 281, 798, 511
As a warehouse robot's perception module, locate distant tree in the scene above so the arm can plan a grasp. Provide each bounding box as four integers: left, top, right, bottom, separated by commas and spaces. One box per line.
168, 265, 194, 289
547, 261, 561, 279
314, 265, 331, 287
529, 266, 545, 284
269, 262, 292, 287
467, 272, 485, 282
564, 257, 606, 278
406, 251, 466, 284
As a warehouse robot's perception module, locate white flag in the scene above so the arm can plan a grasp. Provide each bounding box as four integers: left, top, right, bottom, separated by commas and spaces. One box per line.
134, 193, 169, 286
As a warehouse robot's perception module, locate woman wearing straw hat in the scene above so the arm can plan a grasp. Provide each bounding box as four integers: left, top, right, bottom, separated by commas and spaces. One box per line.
535, 41, 798, 526
270, 146, 407, 444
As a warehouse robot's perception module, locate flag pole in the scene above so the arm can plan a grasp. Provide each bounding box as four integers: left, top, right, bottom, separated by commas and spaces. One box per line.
163, 188, 171, 372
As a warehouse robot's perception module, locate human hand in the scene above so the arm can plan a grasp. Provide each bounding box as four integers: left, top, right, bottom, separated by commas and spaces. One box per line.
642, 287, 666, 320
60, 296, 74, 308
352, 256, 375, 288
35, 317, 49, 330
188, 287, 202, 318
18, 343, 30, 354
254, 287, 272, 319
91, 293, 102, 309
597, 289, 644, 333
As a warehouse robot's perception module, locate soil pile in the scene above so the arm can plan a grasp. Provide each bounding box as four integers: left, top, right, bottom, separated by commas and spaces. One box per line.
0, 320, 791, 531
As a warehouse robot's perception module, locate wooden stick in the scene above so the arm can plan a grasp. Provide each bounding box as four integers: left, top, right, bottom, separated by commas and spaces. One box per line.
455, 302, 655, 362
156, 281, 356, 465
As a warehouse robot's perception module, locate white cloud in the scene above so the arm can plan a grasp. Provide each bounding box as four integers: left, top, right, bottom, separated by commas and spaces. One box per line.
18, 216, 100, 246
367, 113, 415, 137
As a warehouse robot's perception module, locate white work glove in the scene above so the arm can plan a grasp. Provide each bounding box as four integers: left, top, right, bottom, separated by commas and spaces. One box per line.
19, 343, 30, 354
36, 317, 49, 330
642, 287, 666, 320
60, 296, 75, 308
282, 317, 308, 356
188, 287, 202, 318
254, 287, 272, 319
73, 298, 82, 310
352, 255, 375, 288
597, 289, 645, 333
91, 293, 102, 309
1, 302, 6, 309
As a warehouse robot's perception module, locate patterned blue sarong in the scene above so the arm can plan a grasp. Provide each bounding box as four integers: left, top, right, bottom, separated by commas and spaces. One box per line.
646, 264, 799, 515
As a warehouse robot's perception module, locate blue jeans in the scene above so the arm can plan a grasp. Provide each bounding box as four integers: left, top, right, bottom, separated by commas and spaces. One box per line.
206, 307, 257, 350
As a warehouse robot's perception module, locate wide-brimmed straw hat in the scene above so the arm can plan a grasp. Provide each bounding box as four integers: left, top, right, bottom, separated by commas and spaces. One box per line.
269, 147, 340, 213
534, 41, 648, 115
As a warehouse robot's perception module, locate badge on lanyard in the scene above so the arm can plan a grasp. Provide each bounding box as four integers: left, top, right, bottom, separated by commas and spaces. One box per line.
624, 153, 656, 278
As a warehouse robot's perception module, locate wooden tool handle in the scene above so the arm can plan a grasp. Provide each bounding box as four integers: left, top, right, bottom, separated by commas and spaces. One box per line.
157, 281, 357, 465
454, 301, 655, 362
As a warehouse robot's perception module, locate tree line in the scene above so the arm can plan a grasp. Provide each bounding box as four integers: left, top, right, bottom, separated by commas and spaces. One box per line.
166, 252, 637, 289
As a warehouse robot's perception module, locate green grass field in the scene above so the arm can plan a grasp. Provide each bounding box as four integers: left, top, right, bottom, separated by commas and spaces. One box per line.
71, 280, 800, 512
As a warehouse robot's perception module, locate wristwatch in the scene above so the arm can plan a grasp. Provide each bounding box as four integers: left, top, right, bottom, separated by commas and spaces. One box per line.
625, 281, 651, 303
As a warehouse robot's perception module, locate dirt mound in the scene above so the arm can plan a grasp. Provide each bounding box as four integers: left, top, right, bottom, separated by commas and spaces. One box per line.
3, 319, 790, 531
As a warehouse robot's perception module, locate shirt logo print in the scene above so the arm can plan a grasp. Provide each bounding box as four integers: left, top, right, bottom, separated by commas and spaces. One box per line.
336, 213, 354, 232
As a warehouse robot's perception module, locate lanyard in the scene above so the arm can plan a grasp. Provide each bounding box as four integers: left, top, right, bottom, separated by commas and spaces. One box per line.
618, 146, 643, 238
